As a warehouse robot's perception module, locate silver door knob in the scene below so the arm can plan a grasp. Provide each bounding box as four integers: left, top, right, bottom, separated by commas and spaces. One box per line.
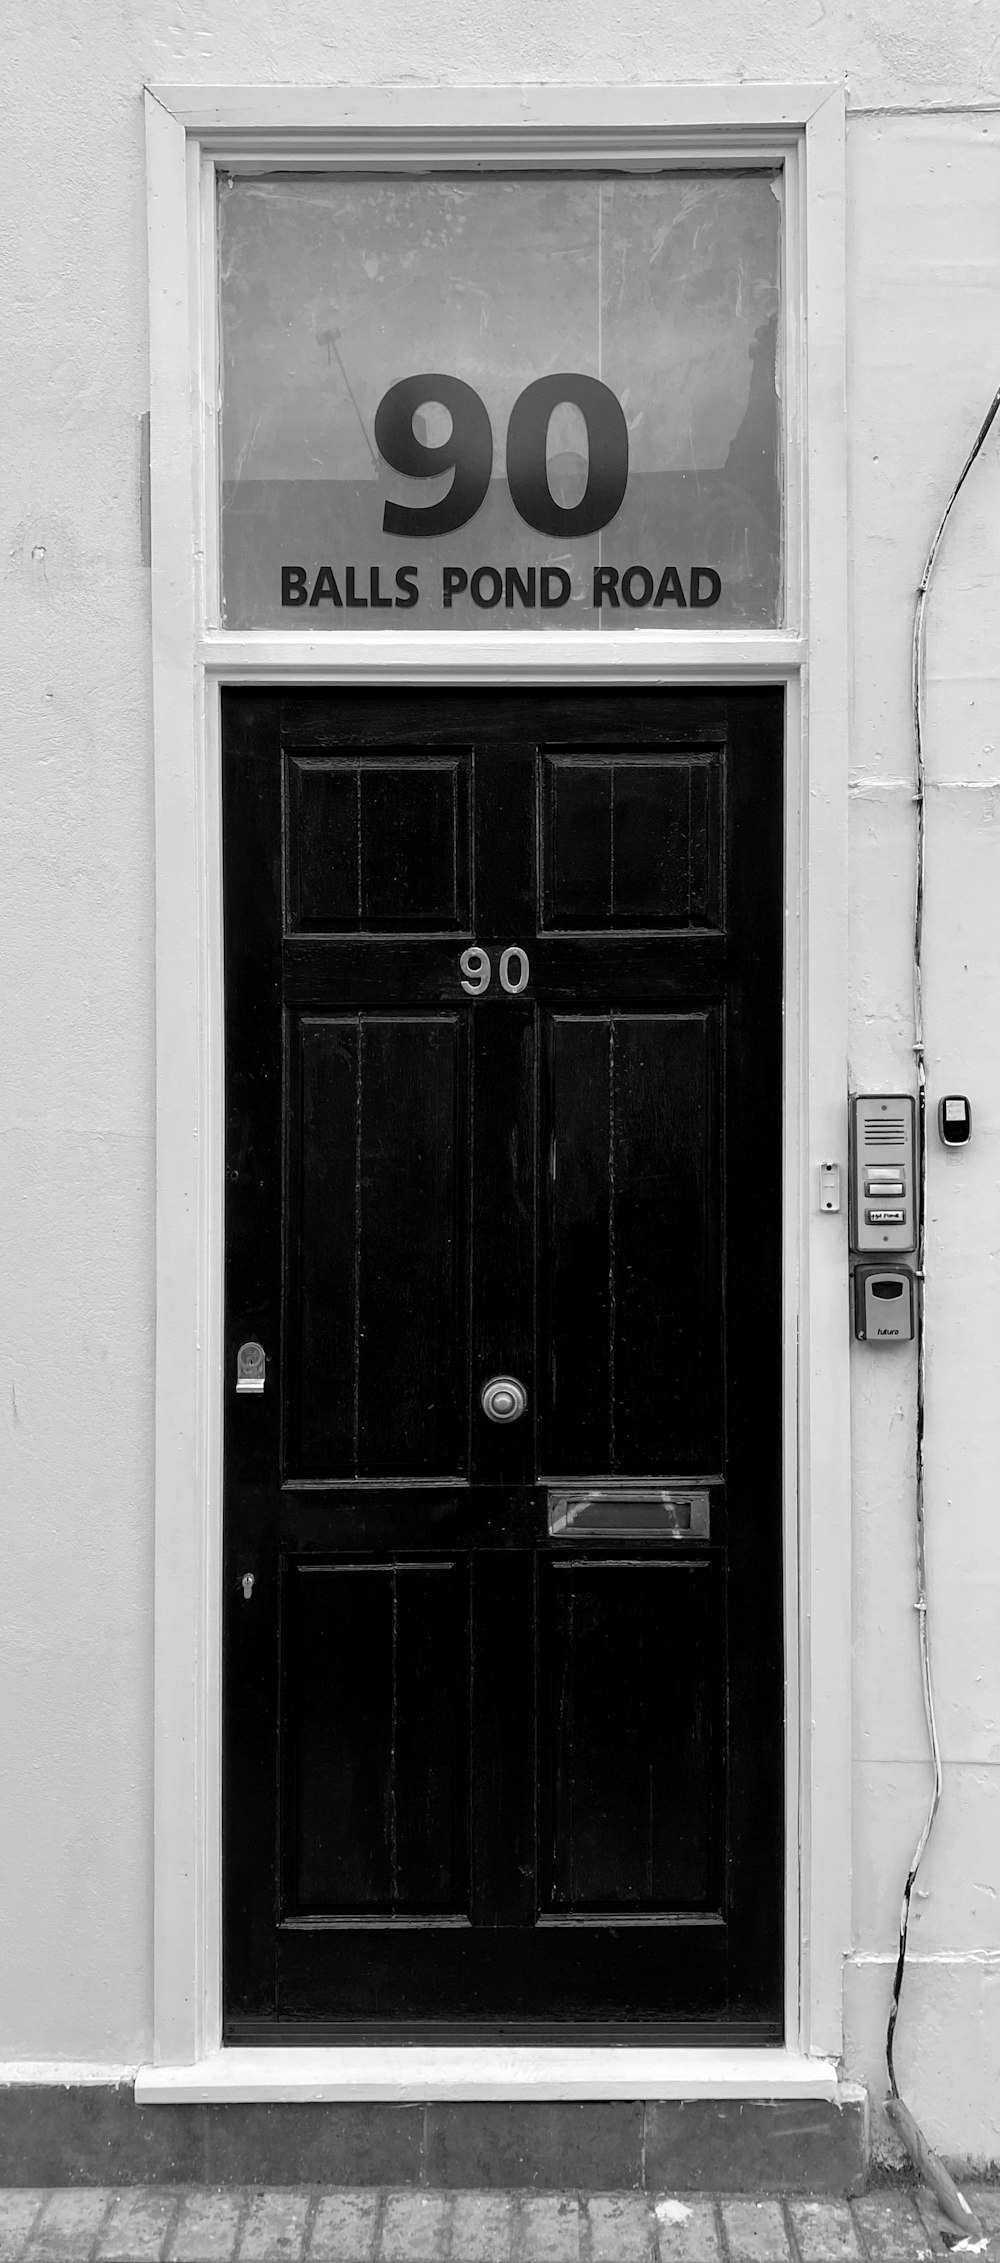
481, 1375, 528, 1424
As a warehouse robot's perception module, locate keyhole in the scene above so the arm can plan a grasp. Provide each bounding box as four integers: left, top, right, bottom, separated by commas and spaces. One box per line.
241, 1573, 255, 1600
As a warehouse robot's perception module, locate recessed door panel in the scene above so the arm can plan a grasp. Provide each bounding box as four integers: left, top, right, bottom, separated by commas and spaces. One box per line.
286, 1012, 468, 1477
284, 1559, 468, 1915
540, 1557, 719, 1912
541, 751, 722, 929
542, 1010, 721, 1474
287, 751, 471, 932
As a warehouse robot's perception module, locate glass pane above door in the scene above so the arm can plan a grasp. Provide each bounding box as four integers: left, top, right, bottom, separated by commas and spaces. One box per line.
218, 172, 782, 631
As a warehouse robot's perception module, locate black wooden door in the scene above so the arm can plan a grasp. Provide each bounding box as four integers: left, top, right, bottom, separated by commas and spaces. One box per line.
222, 687, 784, 2042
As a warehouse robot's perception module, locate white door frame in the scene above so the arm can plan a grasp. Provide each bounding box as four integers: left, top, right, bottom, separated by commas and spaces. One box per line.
140, 83, 850, 2098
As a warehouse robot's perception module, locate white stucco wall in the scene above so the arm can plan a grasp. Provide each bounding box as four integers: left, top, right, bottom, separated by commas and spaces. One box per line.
845, 113, 1000, 2163
2, 0, 1000, 2161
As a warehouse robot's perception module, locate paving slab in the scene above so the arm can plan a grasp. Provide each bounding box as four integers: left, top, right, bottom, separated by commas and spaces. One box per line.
449, 2191, 514, 2262
237, 2193, 312, 2262
97, 2192, 180, 2262
25, 2194, 113, 2261
965, 2191, 1000, 2235
0, 2199, 47, 2263
168, 2192, 245, 2263
587, 2191, 654, 2261
719, 2198, 791, 2263
850, 2195, 935, 2261
379, 2192, 451, 2263
652, 2196, 722, 2262
517, 2194, 581, 2262
789, 2198, 863, 2262
308, 2193, 379, 2263
910, 2189, 975, 2250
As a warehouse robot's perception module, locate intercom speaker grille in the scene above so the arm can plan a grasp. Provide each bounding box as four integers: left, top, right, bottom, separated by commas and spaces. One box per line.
864, 1115, 907, 1145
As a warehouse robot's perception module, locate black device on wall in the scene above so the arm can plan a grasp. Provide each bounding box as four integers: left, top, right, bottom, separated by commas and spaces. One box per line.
938, 1096, 971, 1147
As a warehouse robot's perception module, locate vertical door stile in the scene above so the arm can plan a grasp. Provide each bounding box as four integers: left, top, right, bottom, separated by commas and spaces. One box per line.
468, 732, 538, 1931
222, 692, 284, 2021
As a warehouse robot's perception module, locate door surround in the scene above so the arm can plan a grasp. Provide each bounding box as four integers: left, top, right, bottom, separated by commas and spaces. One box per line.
141, 83, 850, 2094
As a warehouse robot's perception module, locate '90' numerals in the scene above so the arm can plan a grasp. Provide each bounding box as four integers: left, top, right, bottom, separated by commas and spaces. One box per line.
375, 374, 628, 541
460, 947, 530, 997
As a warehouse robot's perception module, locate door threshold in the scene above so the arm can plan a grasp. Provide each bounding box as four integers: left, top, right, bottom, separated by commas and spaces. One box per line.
135, 2044, 838, 2104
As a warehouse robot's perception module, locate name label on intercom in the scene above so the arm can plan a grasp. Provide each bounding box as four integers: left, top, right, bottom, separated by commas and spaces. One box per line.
849, 1094, 918, 1255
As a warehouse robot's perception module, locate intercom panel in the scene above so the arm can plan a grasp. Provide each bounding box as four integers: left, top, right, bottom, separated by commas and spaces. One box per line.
849, 1093, 918, 1256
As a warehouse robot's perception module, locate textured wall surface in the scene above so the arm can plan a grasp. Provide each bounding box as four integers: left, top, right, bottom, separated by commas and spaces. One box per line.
2, 0, 1000, 2158
844, 114, 1000, 2165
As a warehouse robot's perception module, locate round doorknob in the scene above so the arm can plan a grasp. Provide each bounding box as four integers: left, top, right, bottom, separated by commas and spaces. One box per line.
480, 1375, 528, 1424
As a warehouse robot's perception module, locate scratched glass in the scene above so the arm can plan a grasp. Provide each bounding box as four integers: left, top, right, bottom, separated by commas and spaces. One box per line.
218, 173, 782, 631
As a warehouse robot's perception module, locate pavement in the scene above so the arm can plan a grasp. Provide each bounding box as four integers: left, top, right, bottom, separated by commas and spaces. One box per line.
0, 2186, 998, 2263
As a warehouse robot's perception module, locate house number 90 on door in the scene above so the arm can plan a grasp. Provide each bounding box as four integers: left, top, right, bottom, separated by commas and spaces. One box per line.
460, 947, 530, 996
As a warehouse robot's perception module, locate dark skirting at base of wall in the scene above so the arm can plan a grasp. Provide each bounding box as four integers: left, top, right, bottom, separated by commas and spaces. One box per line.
0, 2088, 868, 2192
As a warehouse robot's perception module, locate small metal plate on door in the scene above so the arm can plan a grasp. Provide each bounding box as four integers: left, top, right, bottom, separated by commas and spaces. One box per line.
548, 1488, 710, 1538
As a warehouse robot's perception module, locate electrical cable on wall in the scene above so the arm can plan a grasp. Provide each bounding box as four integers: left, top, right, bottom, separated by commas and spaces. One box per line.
882, 383, 1000, 2244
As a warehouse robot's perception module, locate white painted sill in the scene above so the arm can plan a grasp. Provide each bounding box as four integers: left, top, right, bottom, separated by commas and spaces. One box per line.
135, 2046, 839, 2104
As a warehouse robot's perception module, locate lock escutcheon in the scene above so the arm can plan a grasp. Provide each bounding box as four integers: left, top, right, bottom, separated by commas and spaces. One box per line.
236, 1341, 266, 1393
